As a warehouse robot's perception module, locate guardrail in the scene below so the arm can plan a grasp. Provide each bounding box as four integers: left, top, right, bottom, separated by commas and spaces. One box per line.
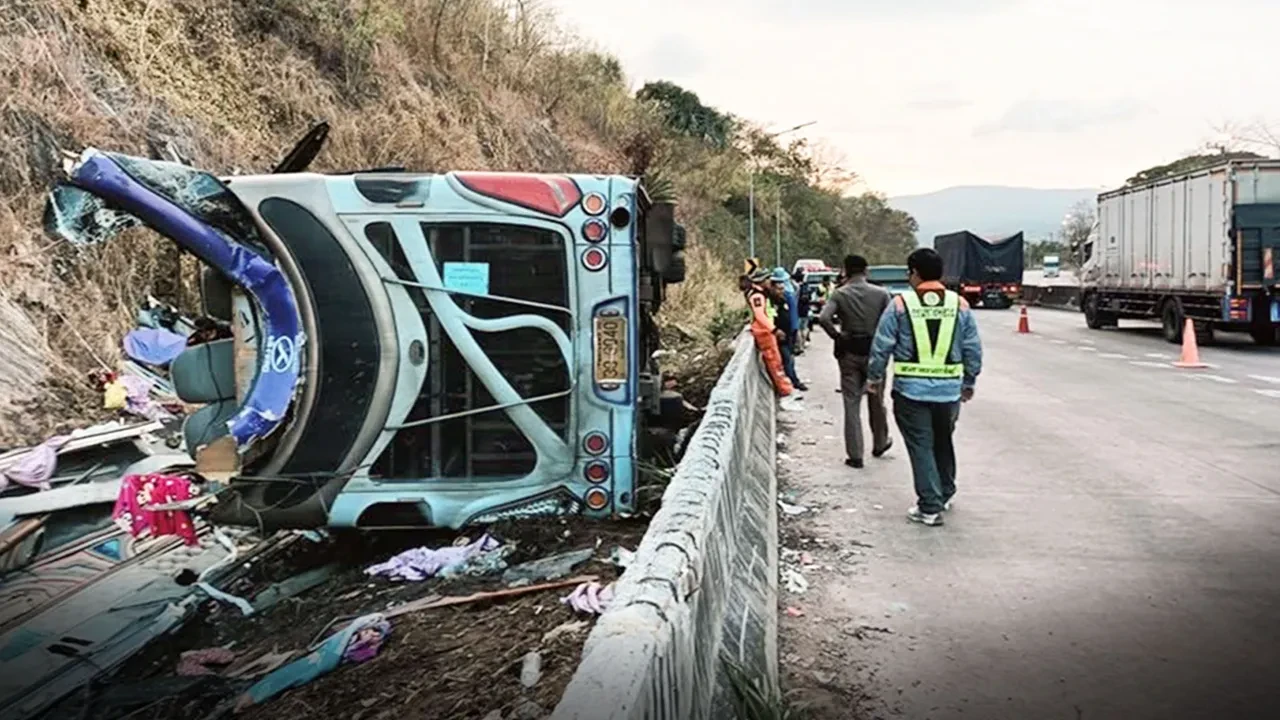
552, 334, 779, 720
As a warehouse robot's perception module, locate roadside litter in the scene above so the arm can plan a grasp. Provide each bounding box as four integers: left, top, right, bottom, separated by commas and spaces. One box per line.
364, 534, 510, 581
562, 580, 614, 614
502, 546, 594, 585
234, 613, 392, 712
778, 499, 810, 516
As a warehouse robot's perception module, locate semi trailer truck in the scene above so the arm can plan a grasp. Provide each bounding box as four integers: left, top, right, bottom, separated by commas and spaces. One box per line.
934, 230, 1025, 308
1079, 159, 1280, 345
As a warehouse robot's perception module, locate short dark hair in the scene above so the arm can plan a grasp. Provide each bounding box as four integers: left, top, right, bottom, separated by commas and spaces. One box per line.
907, 248, 944, 282
844, 254, 868, 275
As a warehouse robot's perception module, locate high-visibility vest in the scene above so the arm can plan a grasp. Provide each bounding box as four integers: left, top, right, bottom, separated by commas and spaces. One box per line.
895, 289, 964, 379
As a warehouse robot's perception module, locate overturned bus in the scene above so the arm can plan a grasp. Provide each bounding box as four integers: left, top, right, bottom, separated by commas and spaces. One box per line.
43, 126, 687, 531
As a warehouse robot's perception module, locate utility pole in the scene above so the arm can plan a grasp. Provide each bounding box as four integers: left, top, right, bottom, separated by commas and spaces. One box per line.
748, 120, 815, 262
775, 191, 782, 267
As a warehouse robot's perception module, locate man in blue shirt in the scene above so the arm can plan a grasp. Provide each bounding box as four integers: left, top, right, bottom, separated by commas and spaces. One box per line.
770, 267, 808, 391
866, 248, 983, 527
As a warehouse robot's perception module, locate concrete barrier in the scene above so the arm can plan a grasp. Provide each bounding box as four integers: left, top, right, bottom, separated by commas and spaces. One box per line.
1022, 282, 1081, 310
551, 334, 778, 720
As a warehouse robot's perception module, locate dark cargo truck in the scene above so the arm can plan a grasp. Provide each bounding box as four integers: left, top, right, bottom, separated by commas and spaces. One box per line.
934, 230, 1025, 308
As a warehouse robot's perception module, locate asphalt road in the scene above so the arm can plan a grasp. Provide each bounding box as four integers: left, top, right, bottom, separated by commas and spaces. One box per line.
777, 306, 1280, 720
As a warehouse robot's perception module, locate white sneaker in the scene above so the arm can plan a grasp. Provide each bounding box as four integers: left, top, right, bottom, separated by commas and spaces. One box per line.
943, 498, 954, 512
907, 505, 944, 526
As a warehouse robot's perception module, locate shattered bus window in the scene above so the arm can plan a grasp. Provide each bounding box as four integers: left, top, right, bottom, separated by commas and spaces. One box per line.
42, 184, 141, 247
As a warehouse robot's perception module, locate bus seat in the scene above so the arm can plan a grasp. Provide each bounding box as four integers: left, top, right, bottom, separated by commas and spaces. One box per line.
183, 400, 238, 454
170, 339, 236, 404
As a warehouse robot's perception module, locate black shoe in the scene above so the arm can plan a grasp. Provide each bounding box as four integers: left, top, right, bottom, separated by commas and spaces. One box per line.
872, 439, 893, 458
794, 382, 809, 391
845, 458, 864, 469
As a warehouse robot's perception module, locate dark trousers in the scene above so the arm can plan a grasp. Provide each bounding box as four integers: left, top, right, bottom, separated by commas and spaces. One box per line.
892, 392, 960, 515
837, 354, 889, 462
780, 341, 802, 387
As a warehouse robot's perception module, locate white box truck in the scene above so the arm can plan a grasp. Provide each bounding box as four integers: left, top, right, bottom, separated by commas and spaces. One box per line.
1079, 160, 1280, 345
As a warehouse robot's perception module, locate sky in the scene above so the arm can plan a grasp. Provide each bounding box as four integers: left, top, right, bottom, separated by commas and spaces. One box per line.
545, 0, 1280, 196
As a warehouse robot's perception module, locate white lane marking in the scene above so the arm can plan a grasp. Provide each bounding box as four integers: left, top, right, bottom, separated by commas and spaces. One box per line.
1145, 352, 1169, 359
1080, 339, 1096, 344
1256, 389, 1280, 398
1050, 339, 1068, 345
1248, 375, 1280, 385
1193, 374, 1238, 384
1130, 361, 1172, 369
1077, 346, 1097, 352
1099, 352, 1130, 359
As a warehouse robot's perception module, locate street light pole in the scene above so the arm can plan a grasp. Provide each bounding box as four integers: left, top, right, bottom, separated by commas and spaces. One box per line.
748, 120, 815, 264
775, 191, 782, 267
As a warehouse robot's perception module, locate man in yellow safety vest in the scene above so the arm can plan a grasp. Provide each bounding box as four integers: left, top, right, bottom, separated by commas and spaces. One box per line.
866, 248, 983, 527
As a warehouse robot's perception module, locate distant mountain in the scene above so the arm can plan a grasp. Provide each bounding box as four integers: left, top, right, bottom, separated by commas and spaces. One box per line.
888, 186, 1098, 246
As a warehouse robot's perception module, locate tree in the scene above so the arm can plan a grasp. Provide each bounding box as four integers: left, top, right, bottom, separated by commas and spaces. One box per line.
1216, 120, 1280, 157
635, 81, 736, 149
1061, 199, 1095, 267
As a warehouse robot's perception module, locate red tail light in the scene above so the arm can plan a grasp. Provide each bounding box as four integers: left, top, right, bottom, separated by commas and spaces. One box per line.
584, 460, 610, 483
583, 218, 608, 243
582, 247, 608, 271
454, 172, 582, 217
583, 432, 609, 455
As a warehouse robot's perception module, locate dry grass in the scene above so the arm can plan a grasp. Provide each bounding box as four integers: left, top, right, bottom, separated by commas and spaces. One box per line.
0, 0, 739, 446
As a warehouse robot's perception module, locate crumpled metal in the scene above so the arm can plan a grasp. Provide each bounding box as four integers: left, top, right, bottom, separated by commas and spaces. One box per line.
562, 581, 615, 615
0, 435, 70, 492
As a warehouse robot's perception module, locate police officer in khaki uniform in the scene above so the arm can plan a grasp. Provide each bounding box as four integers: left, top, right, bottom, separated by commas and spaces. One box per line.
817, 254, 893, 468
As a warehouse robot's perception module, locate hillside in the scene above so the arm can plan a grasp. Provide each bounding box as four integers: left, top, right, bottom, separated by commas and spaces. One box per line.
889, 185, 1097, 245
0, 0, 915, 446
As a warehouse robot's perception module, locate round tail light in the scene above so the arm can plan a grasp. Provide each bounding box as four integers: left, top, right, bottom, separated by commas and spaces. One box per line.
584, 460, 610, 483
582, 192, 607, 215
583, 432, 609, 455
582, 247, 608, 271
584, 487, 610, 510
582, 218, 608, 243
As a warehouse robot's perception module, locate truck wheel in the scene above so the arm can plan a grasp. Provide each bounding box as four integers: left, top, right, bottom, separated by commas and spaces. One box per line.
1084, 293, 1104, 329
1161, 300, 1184, 344
1083, 293, 1115, 329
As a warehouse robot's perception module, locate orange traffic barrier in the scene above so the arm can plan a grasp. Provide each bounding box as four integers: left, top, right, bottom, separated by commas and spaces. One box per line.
1016, 305, 1030, 334
1173, 318, 1207, 368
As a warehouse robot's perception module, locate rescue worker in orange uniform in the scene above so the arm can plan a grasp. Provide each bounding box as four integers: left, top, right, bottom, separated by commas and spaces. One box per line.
741, 269, 794, 396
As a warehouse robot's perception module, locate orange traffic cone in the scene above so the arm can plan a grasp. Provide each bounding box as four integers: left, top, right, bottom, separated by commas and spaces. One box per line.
1173, 318, 1207, 368
1016, 305, 1030, 334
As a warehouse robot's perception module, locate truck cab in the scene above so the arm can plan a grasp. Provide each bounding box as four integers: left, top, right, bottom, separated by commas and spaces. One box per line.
44, 138, 687, 530
1042, 255, 1061, 279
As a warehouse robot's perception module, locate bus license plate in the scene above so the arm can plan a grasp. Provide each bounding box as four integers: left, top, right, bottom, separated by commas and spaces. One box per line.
594, 315, 627, 385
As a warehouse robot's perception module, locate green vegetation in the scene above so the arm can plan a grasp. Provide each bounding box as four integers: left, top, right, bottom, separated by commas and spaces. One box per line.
1126, 149, 1267, 185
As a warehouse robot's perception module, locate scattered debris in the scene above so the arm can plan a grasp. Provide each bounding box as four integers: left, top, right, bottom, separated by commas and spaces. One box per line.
872, 504, 884, 511
364, 534, 507, 581
542, 620, 590, 644
562, 580, 614, 615
785, 606, 805, 618
778, 451, 793, 463
502, 546, 594, 585
176, 647, 236, 676
609, 545, 636, 569
251, 564, 339, 613
520, 650, 543, 688
235, 613, 391, 711
783, 568, 810, 595
778, 499, 810, 516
